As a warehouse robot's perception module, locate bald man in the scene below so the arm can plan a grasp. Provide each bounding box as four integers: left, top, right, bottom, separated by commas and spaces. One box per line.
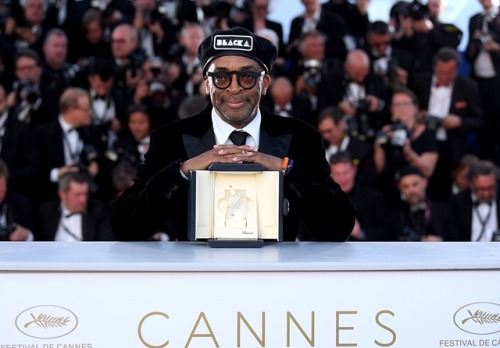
318, 49, 390, 140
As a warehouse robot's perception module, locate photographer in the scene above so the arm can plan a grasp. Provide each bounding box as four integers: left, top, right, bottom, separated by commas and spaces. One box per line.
292, 30, 342, 119
319, 49, 389, 142
365, 20, 416, 92
87, 57, 127, 149
29, 87, 113, 204
132, 56, 176, 129
390, 166, 449, 242
127, 0, 176, 60
166, 22, 205, 115
374, 88, 438, 204
110, 23, 148, 94
410, 47, 483, 202
447, 160, 500, 241
392, 0, 462, 73
40, 29, 87, 116
0, 158, 37, 242
466, 0, 500, 164
8, 48, 54, 126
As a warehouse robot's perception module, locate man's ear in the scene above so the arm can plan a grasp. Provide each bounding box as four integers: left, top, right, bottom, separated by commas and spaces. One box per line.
262, 74, 272, 95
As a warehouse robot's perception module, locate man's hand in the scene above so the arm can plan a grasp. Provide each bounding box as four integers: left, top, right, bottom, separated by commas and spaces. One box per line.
180, 145, 283, 176
9, 224, 31, 241
441, 114, 462, 129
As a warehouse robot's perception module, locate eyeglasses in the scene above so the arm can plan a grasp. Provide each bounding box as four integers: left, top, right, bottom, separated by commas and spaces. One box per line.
392, 101, 414, 108
206, 70, 265, 90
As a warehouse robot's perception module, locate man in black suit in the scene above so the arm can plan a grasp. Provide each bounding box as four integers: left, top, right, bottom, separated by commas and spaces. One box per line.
287, 0, 346, 66
365, 20, 416, 91
38, 172, 115, 241
319, 49, 389, 141
0, 159, 37, 242
447, 160, 500, 242
329, 151, 390, 241
29, 87, 112, 204
260, 76, 314, 126
0, 84, 38, 198
390, 165, 450, 241
111, 26, 355, 242
317, 106, 376, 188
410, 47, 483, 202
465, 0, 500, 164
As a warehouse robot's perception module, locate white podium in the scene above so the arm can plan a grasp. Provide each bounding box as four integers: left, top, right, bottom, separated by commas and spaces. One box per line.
0, 242, 499, 348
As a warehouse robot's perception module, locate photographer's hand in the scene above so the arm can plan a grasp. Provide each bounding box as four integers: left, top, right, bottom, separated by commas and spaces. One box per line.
365, 95, 384, 112
133, 8, 145, 31
133, 80, 149, 104
338, 101, 356, 116
9, 224, 31, 241
149, 20, 164, 41
87, 161, 100, 177
441, 114, 461, 129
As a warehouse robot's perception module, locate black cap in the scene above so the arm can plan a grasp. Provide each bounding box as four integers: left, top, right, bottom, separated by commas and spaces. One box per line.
198, 27, 278, 74
397, 166, 425, 181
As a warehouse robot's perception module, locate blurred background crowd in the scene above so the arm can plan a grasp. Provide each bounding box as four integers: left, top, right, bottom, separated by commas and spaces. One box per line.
0, 0, 499, 243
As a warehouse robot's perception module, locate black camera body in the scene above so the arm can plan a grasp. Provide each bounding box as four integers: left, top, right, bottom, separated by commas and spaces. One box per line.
376, 119, 408, 148
407, 0, 429, 20
346, 98, 375, 140
13, 79, 39, 104
0, 224, 16, 241
302, 59, 322, 90
426, 115, 442, 132
399, 226, 423, 241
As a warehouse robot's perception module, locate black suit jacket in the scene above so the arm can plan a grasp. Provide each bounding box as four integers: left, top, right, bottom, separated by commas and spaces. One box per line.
446, 189, 500, 241
111, 106, 355, 242
466, 12, 500, 81
1, 191, 38, 238
260, 93, 314, 125
1, 110, 38, 195
287, 10, 346, 64
38, 198, 116, 241
410, 73, 483, 165
30, 121, 113, 202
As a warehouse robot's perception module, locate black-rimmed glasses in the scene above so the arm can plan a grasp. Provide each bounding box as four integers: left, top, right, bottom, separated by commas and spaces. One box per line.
206, 70, 265, 90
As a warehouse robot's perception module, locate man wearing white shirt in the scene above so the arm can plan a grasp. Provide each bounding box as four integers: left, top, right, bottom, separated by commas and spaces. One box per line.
38, 172, 115, 241
466, 0, 500, 164
447, 160, 500, 241
411, 47, 483, 202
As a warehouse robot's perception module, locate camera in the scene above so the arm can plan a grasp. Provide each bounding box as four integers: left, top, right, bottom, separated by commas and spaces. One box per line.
375, 119, 408, 148
426, 115, 442, 132
492, 230, 500, 242
146, 57, 168, 106
346, 98, 375, 140
399, 226, 423, 241
407, 0, 429, 20
302, 59, 322, 90
77, 142, 100, 193
0, 224, 16, 241
13, 79, 39, 104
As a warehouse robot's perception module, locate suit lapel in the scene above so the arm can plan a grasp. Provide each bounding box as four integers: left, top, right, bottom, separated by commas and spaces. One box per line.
183, 126, 216, 158
258, 128, 291, 158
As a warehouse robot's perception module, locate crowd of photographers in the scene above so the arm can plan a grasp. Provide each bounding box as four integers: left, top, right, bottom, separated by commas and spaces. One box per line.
0, 0, 499, 242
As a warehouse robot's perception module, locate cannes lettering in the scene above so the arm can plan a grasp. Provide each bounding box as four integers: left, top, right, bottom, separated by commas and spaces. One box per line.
138, 310, 396, 348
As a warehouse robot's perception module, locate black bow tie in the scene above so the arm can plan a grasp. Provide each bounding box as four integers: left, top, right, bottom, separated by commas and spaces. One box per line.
94, 94, 107, 101
473, 200, 492, 207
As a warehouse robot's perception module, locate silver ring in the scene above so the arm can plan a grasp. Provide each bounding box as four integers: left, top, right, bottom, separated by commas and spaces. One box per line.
242, 149, 246, 154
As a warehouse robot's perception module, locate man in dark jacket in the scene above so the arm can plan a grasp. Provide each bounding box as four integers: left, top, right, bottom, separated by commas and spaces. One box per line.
111, 27, 355, 242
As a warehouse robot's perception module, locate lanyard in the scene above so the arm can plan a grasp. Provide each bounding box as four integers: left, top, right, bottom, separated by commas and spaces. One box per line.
473, 203, 493, 242
62, 130, 81, 164
60, 221, 82, 241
